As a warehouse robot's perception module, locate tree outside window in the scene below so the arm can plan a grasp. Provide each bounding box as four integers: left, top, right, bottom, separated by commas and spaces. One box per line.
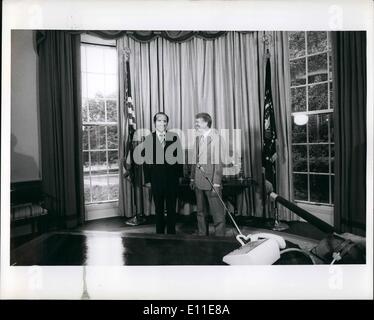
81, 43, 119, 204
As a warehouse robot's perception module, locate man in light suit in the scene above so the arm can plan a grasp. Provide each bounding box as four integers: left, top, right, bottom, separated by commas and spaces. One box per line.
143, 112, 183, 234
190, 113, 226, 236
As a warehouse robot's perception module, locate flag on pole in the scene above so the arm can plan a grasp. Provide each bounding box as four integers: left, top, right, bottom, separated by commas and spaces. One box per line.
122, 56, 146, 225
123, 59, 137, 183
262, 55, 277, 190
126, 64, 136, 134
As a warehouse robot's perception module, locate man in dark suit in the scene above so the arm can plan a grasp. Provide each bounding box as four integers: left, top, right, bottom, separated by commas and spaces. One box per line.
143, 112, 183, 234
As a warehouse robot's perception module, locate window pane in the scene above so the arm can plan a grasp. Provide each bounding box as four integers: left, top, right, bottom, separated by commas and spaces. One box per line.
86, 46, 104, 73
107, 125, 118, 149
108, 175, 119, 200
329, 81, 334, 109
88, 99, 105, 122
290, 58, 306, 86
91, 175, 109, 202
289, 32, 305, 59
308, 53, 328, 83
307, 32, 327, 54
82, 126, 89, 150
294, 173, 308, 201
104, 49, 117, 74
291, 86, 306, 112
331, 144, 335, 173
308, 113, 329, 143
90, 151, 107, 174
292, 145, 307, 172
87, 73, 105, 99
83, 151, 90, 172
329, 112, 334, 142
317, 113, 332, 142
308, 83, 328, 111
329, 51, 333, 80
82, 99, 88, 122
89, 126, 106, 150
292, 121, 307, 143
108, 150, 119, 171
81, 46, 87, 72
309, 145, 329, 173
310, 174, 329, 203
106, 100, 118, 122
82, 73, 87, 98
105, 74, 117, 98
84, 174, 91, 203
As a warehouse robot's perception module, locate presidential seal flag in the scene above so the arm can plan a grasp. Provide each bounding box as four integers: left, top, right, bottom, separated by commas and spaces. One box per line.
262, 55, 277, 189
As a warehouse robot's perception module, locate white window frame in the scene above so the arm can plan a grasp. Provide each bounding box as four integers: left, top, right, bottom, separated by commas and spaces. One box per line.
80, 34, 120, 221
289, 31, 334, 220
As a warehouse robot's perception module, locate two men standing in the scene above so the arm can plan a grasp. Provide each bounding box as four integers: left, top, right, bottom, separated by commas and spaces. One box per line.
142, 112, 225, 237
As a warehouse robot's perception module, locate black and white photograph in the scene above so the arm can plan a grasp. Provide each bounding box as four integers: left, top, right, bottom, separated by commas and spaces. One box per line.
1, 0, 373, 300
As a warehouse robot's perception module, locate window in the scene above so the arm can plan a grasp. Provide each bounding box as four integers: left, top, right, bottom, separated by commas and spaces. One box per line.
81, 41, 119, 205
288, 31, 334, 206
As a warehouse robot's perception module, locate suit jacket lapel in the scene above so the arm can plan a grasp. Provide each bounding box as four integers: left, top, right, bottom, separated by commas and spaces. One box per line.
165, 132, 172, 149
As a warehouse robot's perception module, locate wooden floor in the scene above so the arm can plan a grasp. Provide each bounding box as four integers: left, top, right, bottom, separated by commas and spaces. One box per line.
11, 215, 324, 266
77, 214, 328, 240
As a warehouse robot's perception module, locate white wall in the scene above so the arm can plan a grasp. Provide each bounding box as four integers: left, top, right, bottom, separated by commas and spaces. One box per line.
11, 30, 41, 182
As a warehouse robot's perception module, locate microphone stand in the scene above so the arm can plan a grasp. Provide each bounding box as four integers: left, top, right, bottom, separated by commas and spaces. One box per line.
268, 204, 289, 231
196, 165, 243, 236
264, 176, 288, 232
264, 198, 289, 231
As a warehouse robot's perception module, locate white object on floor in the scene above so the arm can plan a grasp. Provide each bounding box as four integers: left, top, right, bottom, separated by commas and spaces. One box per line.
223, 233, 286, 265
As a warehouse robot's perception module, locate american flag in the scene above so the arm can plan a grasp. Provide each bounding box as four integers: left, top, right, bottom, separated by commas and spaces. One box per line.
262, 55, 277, 189
126, 97, 136, 134
123, 59, 137, 183
125, 60, 136, 134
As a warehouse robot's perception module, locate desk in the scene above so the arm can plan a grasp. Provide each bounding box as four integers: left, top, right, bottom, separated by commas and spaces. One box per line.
178, 177, 257, 215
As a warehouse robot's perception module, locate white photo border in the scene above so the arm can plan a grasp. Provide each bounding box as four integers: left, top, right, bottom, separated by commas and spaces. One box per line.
1, 0, 373, 300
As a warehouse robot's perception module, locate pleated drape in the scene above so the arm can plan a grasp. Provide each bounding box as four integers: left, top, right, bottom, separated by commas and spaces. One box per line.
38, 31, 85, 229
332, 31, 367, 236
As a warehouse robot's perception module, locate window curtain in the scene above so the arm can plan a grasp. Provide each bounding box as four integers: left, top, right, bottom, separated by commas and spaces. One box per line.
118, 31, 295, 220
37, 31, 85, 229
331, 31, 366, 236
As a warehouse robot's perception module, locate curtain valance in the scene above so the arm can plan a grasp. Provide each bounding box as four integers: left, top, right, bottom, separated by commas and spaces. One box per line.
36, 30, 254, 51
